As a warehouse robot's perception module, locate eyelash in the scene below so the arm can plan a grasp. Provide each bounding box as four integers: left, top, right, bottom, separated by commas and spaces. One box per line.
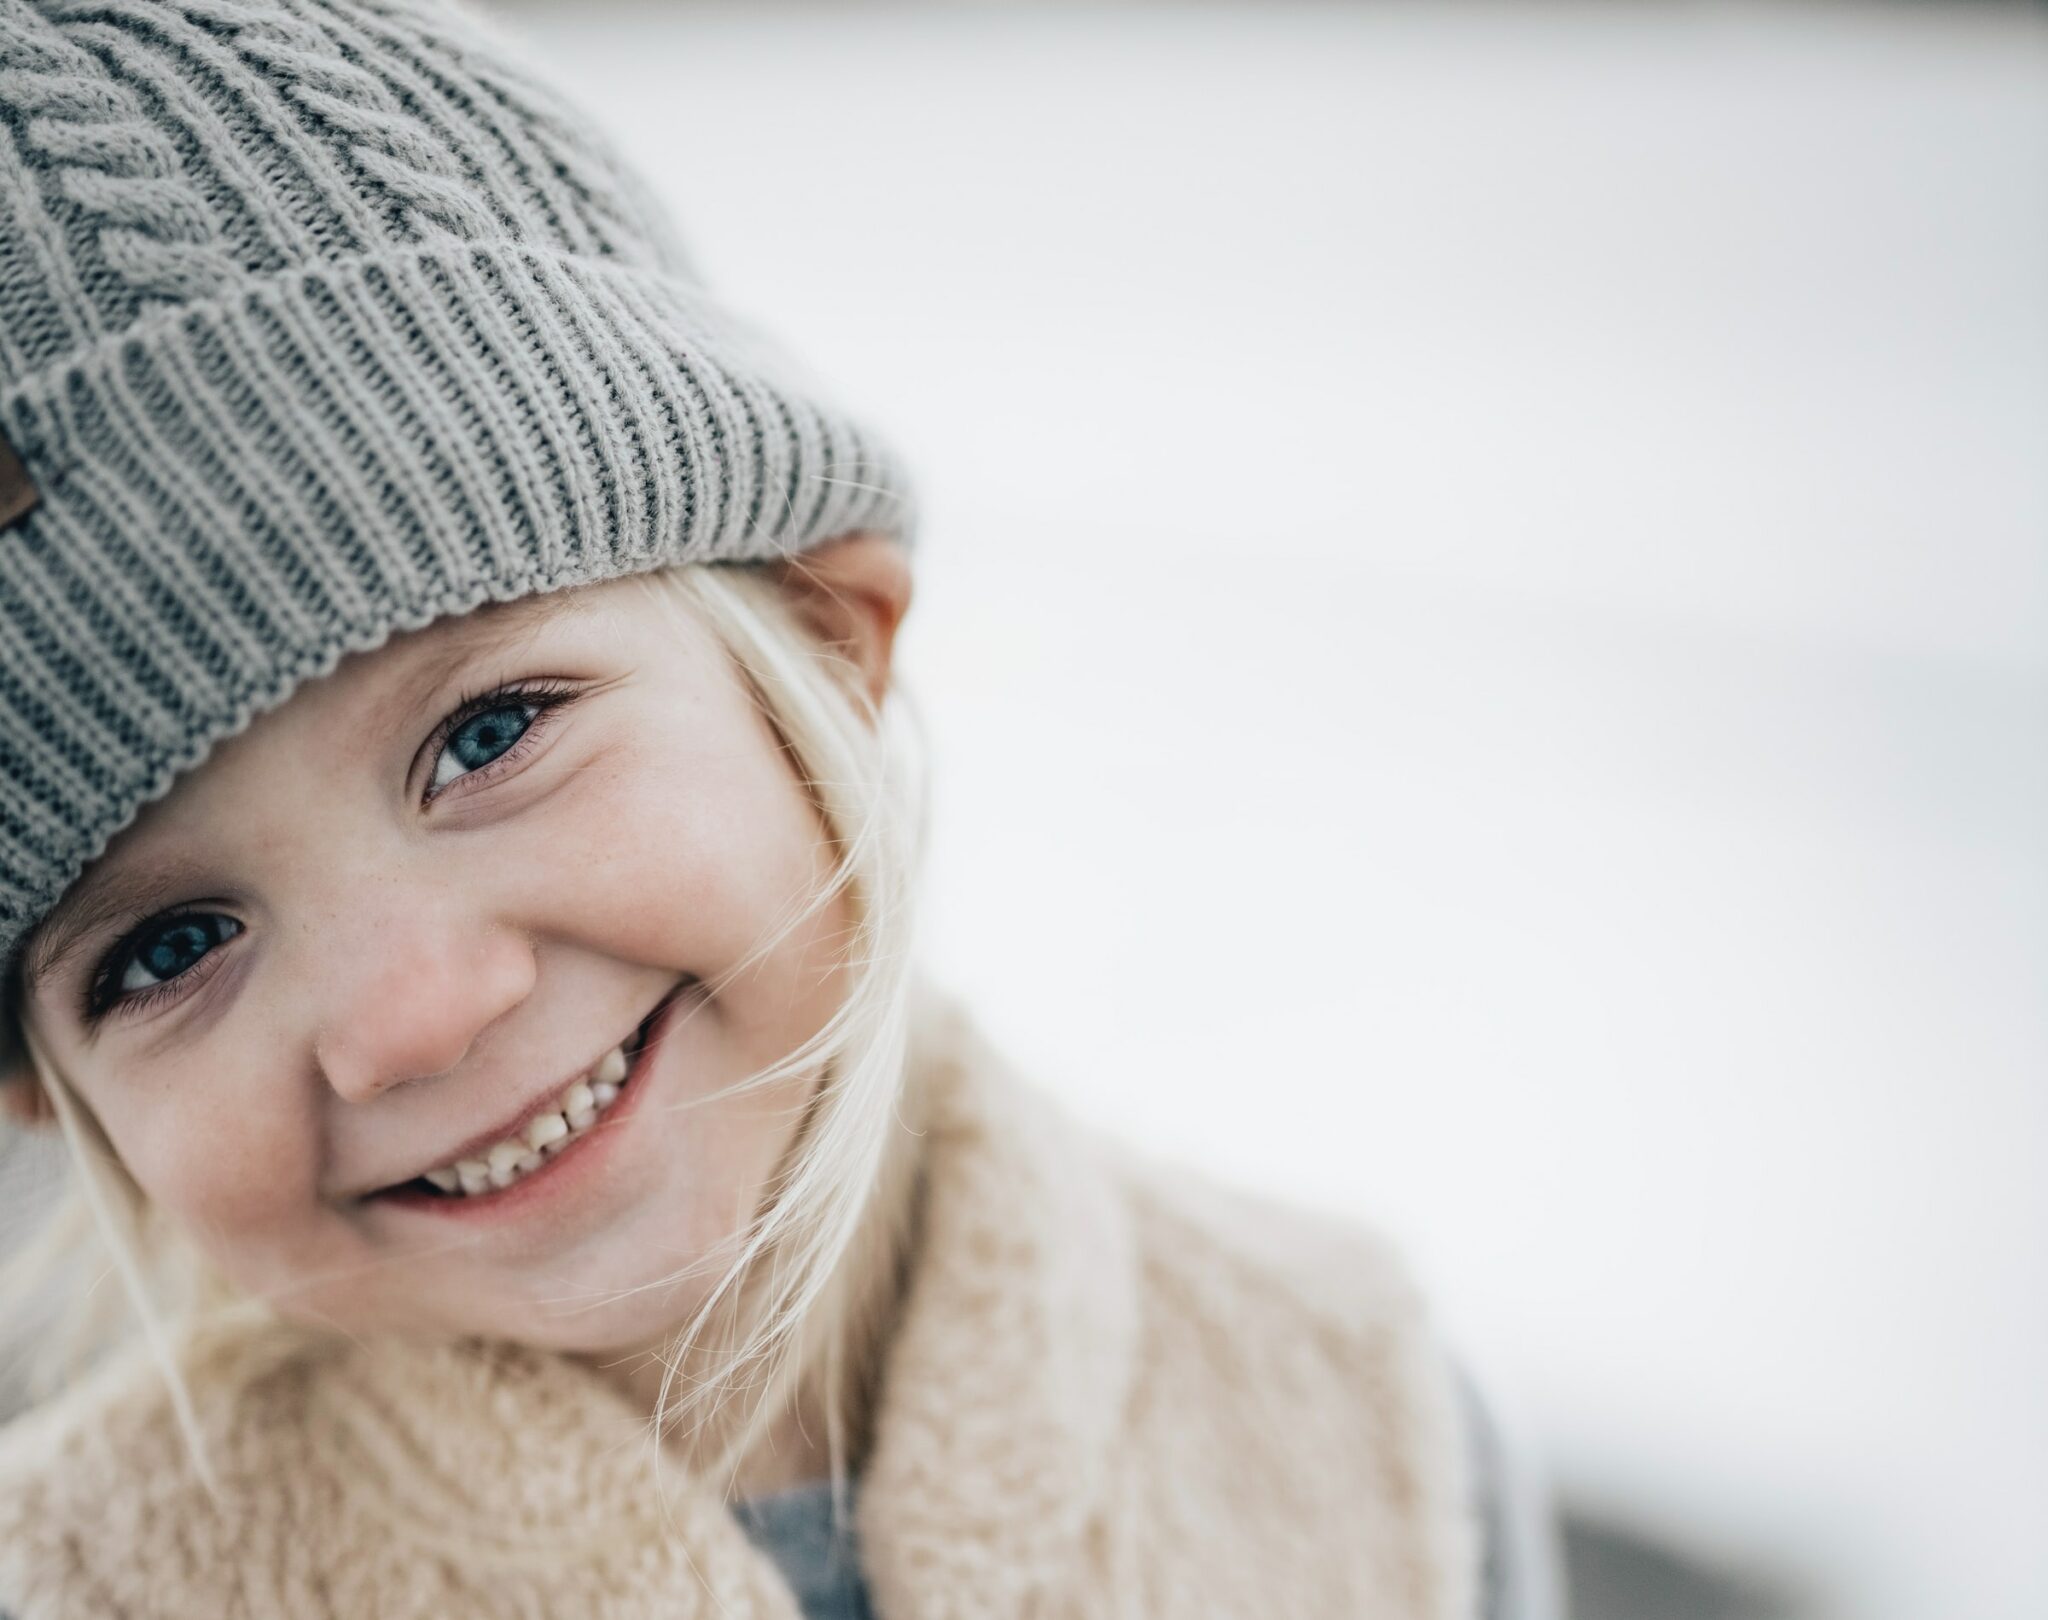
418, 677, 582, 804
83, 912, 238, 1025
80, 678, 584, 1024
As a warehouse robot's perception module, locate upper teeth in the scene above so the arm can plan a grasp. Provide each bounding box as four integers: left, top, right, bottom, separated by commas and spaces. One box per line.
423, 1044, 631, 1197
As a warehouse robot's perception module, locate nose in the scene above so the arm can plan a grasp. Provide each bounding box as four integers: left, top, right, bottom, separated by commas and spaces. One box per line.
311, 901, 537, 1106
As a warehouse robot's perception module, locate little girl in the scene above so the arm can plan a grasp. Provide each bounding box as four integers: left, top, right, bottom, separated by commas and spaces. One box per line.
0, 1, 1532, 1615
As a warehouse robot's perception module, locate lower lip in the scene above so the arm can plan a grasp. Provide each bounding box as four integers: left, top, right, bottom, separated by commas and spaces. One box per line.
370, 982, 693, 1224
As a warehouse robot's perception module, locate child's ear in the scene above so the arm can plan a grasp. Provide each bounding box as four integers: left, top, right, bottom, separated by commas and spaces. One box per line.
0, 1026, 54, 1128
767, 532, 914, 716
1, 1078, 54, 1128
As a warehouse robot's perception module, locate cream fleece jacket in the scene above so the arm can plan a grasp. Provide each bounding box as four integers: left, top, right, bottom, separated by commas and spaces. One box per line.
0, 993, 1477, 1618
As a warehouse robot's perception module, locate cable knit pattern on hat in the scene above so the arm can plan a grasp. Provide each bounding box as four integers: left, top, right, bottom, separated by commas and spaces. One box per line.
0, 989, 1477, 1619
0, 0, 913, 983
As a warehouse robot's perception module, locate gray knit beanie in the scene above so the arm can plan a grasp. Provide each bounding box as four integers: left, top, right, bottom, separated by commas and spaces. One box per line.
0, 0, 914, 995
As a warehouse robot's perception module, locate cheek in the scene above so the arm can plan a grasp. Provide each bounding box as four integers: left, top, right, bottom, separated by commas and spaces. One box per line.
94, 1064, 325, 1247
529, 694, 838, 975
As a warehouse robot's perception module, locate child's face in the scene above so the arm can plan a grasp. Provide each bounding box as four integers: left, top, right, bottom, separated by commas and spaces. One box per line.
17, 571, 859, 1353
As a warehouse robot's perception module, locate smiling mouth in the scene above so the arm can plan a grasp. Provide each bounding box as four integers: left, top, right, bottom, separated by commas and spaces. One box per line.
374, 987, 679, 1203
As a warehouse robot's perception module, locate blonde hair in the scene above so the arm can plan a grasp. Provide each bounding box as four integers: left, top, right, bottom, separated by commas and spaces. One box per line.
0, 555, 931, 1512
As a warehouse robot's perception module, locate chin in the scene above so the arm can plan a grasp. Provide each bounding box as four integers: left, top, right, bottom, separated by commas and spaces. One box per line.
472, 1252, 726, 1355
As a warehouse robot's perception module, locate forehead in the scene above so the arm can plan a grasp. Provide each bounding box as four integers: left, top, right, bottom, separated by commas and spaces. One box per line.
341, 587, 591, 699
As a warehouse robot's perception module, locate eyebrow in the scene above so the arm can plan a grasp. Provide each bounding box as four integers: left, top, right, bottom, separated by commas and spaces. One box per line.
23, 588, 591, 1003
373, 590, 576, 735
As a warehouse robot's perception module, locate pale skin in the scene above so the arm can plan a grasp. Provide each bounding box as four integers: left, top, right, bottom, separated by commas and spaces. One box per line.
2, 533, 912, 1497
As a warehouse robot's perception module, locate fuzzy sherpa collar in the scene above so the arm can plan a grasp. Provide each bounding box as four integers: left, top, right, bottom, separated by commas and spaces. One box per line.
0, 991, 1472, 1619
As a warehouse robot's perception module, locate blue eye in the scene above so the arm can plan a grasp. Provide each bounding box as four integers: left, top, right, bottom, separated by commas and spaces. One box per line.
113, 914, 242, 997
429, 701, 540, 794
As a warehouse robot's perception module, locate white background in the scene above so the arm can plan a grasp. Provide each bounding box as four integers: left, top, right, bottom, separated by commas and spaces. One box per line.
503, 4, 2047, 1616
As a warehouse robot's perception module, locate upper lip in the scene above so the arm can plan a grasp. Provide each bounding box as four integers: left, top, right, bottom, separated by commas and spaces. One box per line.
355, 985, 675, 1198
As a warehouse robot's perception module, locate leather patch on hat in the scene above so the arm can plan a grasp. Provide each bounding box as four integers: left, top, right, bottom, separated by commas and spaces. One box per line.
0, 425, 37, 532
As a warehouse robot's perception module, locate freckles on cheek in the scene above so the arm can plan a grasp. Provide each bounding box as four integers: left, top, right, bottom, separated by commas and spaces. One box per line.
120, 1085, 325, 1240
178, 1142, 311, 1233
569, 729, 831, 967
